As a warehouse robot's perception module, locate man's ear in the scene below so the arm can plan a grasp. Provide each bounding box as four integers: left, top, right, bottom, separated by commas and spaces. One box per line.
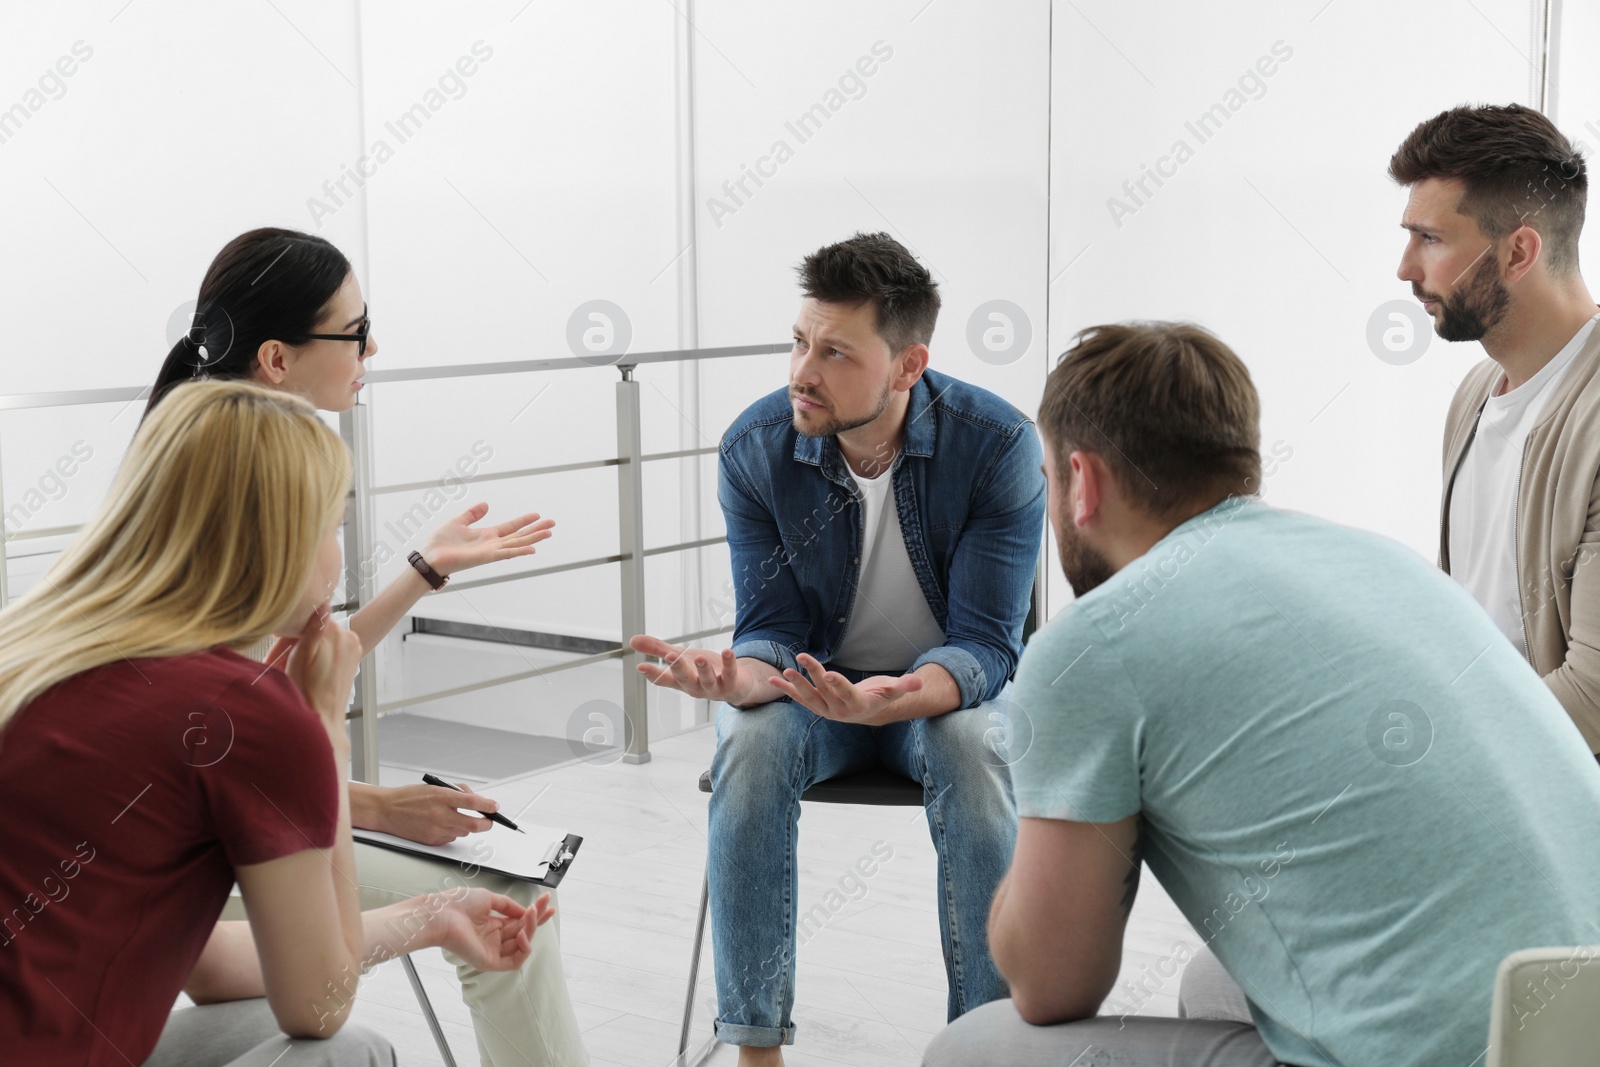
895, 342, 929, 389
255, 340, 290, 385
1069, 450, 1102, 527
1502, 225, 1543, 285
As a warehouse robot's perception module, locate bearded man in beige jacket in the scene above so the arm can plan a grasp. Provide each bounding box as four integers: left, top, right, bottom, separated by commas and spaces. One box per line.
1390, 103, 1600, 755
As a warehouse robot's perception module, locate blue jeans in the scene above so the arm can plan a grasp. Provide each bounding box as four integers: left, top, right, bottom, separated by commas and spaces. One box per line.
707, 691, 1018, 1048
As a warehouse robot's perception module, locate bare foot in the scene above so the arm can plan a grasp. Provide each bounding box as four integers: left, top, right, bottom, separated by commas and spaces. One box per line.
737, 1045, 784, 1067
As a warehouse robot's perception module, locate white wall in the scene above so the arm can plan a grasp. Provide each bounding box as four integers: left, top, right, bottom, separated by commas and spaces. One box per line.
1554, 0, 1600, 261
2, 0, 1595, 735
684, 0, 1051, 657
353, 0, 1054, 649
353, 1, 687, 644
0, 0, 366, 593
1043, 0, 1550, 614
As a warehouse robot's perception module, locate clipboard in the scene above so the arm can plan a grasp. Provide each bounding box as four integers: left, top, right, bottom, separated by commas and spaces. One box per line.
352, 823, 585, 888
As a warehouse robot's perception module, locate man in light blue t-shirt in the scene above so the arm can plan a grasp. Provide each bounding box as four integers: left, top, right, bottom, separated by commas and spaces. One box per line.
924, 322, 1600, 1067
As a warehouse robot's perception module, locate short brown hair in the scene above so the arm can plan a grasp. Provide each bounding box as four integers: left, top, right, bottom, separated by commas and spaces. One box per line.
1039, 322, 1262, 517
796, 231, 940, 353
1389, 103, 1587, 276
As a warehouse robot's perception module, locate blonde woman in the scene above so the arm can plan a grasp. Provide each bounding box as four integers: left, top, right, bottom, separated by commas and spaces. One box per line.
0, 382, 553, 1067
147, 227, 587, 1067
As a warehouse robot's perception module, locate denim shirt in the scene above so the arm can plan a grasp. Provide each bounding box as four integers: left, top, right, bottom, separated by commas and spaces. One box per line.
718, 368, 1046, 710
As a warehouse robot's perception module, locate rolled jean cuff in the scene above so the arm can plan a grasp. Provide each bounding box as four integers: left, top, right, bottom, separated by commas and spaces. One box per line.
713, 1018, 797, 1047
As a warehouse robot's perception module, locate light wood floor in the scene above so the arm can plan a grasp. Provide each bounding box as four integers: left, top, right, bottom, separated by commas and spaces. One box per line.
341, 724, 1200, 1067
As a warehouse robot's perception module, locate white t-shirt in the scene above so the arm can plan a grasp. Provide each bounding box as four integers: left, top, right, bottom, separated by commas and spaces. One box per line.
1449, 314, 1599, 657
830, 461, 946, 673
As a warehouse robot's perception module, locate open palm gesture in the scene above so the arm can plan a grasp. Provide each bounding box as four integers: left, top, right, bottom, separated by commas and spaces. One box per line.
770, 653, 923, 726
423, 503, 555, 576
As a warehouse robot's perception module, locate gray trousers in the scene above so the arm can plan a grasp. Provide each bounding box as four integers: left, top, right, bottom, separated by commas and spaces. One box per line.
923, 946, 1288, 1066
141, 998, 394, 1067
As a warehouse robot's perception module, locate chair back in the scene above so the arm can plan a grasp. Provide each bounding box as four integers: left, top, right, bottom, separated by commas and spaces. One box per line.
1486, 946, 1600, 1066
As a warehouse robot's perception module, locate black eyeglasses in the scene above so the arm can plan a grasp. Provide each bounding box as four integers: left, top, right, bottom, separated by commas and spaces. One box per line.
295, 304, 371, 357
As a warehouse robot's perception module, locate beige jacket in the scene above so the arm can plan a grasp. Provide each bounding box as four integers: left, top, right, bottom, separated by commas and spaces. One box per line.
1441, 321, 1600, 752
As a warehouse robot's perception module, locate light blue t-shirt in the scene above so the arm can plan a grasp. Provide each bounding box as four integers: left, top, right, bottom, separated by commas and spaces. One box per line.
1010, 499, 1600, 1067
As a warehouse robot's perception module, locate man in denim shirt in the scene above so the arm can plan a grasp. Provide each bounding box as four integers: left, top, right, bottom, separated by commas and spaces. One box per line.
631, 232, 1044, 1064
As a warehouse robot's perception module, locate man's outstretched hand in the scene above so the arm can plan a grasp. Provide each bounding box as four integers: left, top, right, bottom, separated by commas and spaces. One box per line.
770, 653, 923, 726
629, 635, 770, 706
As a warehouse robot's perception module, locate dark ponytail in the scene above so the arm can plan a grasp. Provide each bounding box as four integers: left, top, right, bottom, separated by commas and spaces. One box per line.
144, 228, 353, 421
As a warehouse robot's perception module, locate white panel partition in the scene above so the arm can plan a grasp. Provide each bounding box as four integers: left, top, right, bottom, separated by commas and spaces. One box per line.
1044, 0, 1542, 614
690, 0, 1051, 426
0, 0, 366, 579
354, 2, 686, 642
1554, 0, 1600, 276
3, 0, 1594, 759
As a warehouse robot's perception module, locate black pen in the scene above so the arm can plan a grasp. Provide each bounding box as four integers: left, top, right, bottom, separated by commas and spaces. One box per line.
422, 773, 525, 833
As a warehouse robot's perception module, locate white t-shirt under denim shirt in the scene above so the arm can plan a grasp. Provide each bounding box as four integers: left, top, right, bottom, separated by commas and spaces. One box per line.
829, 461, 945, 673
1449, 313, 1600, 656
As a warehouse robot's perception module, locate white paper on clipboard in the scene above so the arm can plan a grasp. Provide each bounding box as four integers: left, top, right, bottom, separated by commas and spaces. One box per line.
352, 821, 579, 884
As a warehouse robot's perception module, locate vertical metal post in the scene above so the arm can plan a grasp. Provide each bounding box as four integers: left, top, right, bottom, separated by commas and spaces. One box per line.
616, 367, 652, 764
0, 435, 9, 609
1537, 0, 1557, 115
1039, 1, 1054, 631
674, 0, 710, 729
1036, 525, 1052, 629
340, 401, 382, 784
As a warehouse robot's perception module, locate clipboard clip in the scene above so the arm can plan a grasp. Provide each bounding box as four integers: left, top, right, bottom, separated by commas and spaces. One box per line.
541, 837, 576, 871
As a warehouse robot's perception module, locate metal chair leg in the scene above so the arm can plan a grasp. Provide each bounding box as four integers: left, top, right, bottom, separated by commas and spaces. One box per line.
400, 953, 459, 1067
676, 861, 718, 1066
680, 862, 710, 1053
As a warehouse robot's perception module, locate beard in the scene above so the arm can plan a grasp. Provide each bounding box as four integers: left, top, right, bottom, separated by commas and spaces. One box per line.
1421, 252, 1512, 343
791, 377, 895, 439
1055, 508, 1116, 598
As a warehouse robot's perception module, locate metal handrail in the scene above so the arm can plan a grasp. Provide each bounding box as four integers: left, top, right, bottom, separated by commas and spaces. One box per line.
0, 342, 786, 778
3, 447, 725, 549
372, 621, 732, 716
360, 342, 786, 386
0, 385, 149, 411
4, 524, 80, 543
372, 445, 715, 495
441, 535, 730, 595
0, 343, 788, 412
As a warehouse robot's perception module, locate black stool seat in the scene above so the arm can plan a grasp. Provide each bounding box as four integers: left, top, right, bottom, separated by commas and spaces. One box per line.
696, 766, 924, 806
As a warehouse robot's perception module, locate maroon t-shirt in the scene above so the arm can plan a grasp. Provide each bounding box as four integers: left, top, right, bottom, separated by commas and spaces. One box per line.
0, 647, 340, 1067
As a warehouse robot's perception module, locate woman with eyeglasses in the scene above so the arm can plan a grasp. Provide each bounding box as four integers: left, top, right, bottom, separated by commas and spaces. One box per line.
0, 380, 550, 1066
145, 229, 589, 1067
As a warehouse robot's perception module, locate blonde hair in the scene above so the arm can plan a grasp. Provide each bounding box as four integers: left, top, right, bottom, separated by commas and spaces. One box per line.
0, 380, 350, 732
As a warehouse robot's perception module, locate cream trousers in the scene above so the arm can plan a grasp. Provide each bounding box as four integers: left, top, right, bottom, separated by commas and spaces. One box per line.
353, 842, 589, 1067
